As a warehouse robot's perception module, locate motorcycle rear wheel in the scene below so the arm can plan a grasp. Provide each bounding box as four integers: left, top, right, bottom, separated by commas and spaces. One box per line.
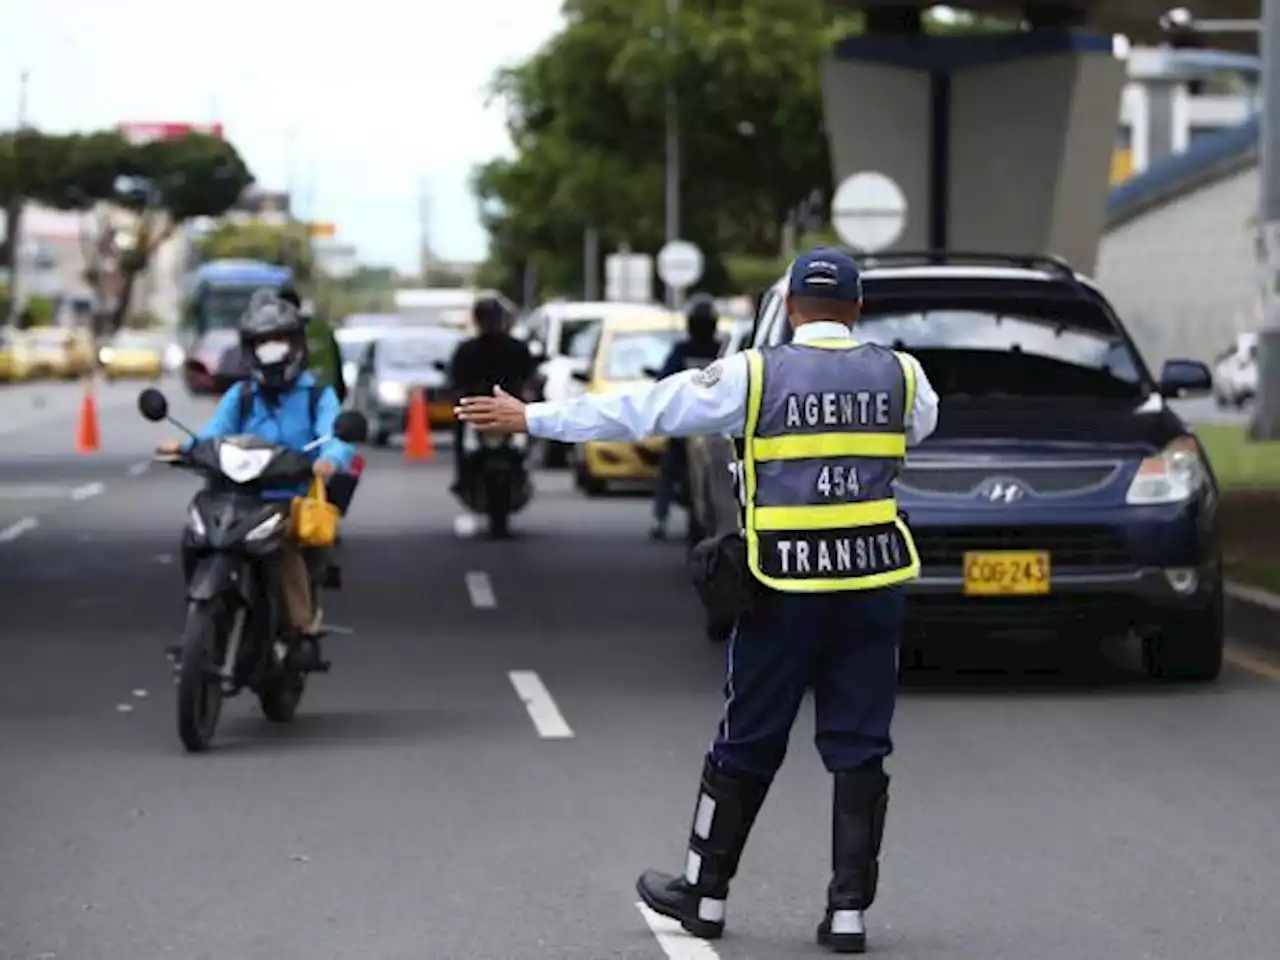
176, 599, 226, 753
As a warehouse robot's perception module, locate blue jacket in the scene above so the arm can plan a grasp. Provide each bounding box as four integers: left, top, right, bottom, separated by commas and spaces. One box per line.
185, 373, 355, 500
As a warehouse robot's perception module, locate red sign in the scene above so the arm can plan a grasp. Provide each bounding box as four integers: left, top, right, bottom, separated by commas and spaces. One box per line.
118, 122, 224, 145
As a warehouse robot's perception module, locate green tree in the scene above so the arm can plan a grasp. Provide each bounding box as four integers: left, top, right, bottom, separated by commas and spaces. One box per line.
197, 220, 314, 281
473, 0, 857, 302
0, 130, 84, 308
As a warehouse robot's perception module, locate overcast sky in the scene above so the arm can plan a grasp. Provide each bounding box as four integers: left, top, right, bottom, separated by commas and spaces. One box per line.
0, 0, 565, 271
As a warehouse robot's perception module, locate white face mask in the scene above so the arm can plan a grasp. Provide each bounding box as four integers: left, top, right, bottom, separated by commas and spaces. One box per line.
254, 340, 290, 364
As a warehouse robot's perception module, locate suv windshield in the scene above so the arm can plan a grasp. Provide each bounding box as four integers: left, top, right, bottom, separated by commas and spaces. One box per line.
854, 304, 1147, 399
604, 330, 680, 380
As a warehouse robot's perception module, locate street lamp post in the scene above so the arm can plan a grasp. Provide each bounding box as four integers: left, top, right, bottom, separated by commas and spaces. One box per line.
664, 0, 680, 309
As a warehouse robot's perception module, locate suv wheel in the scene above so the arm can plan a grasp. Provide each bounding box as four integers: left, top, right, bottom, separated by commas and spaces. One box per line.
1143, 582, 1224, 682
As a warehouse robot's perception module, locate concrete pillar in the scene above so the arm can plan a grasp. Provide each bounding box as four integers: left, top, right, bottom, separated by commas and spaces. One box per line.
1251, 0, 1280, 439
821, 31, 1125, 273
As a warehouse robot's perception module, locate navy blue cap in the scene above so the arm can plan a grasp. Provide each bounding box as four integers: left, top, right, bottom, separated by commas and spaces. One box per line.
787, 247, 862, 301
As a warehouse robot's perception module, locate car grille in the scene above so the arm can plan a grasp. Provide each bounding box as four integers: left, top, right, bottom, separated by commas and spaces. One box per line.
896, 463, 1120, 497
912, 525, 1131, 568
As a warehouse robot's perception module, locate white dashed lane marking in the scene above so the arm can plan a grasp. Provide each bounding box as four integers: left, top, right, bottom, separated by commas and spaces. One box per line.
508, 671, 574, 739
636, 903, 722, 958
127, 461, 150, 477
465, 571, 496, 608
70, 481, 105, 502
0, 517, 38, 542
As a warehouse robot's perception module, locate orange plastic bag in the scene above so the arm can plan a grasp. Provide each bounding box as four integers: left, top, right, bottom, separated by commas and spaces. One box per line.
290, 477, 340, 547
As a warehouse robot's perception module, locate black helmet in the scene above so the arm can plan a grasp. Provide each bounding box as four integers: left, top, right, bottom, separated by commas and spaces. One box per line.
239, 291, 307, 392
685, 293, 718, 342
474, 296, 507, 333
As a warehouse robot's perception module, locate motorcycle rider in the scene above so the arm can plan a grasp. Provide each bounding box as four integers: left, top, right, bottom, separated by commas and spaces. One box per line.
650, 294, 724, 540
156, 291, 355, 672
445, 296, 538, 494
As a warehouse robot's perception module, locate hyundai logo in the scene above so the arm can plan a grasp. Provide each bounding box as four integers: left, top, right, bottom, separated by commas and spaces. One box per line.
984, 480, 1026, 503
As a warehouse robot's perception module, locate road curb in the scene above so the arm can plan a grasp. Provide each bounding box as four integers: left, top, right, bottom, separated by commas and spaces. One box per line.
1225, 580, 1280, 656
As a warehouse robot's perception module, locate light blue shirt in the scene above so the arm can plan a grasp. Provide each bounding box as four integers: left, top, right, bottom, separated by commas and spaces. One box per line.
185, 373, 355, 500
525, 322, 940, 446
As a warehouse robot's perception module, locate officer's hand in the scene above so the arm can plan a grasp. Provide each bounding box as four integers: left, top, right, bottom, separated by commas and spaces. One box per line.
313, 458, 338, 480
155, 439, 182, 456
456, 386, 528, 434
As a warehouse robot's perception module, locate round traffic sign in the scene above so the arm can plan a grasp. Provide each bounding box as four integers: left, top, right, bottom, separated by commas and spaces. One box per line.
657, 240, 704, 289
831, 172, 907, 252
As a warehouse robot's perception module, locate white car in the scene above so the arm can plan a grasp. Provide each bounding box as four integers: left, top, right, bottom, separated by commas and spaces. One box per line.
521, 300, 664, 466
1211, 332, 1257, 408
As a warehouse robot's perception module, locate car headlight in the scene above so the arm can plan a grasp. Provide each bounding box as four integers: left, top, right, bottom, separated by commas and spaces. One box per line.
377, 381, 407, 405
98, 348, 115, 364
1126, 436, 1208, 505
187, 504, 207, 537
245, 513, 285, 542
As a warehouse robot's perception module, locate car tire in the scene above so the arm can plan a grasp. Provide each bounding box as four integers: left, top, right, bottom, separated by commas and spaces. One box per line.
1143, 584, 1224, 683
543, 441, 570, 469
573, 458, 606, 496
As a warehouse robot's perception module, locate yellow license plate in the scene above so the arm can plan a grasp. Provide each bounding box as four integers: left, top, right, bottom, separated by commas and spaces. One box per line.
962, 550, 1051, 596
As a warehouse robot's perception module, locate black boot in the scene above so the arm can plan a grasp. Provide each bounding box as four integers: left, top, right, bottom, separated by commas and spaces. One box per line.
817, 765, 890, 954
636, 757, 770, 940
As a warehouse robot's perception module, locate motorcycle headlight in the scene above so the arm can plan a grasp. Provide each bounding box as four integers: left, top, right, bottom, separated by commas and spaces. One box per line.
1126, 436, 1209, 505
377, 380, 407, 405
187, 504, 207, 538
245, 512, 285, 542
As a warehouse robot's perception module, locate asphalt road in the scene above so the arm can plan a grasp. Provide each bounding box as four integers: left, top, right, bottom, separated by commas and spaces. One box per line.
3, 379, 1280, 960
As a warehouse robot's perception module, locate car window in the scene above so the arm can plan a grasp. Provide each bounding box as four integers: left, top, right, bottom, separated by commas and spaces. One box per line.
857, 307, 1142, 386
378, 334, 461, 369
566, 321, 602, 359
559, 318, 601, 355
112, 332, 155, 349
751, 290, 791, 348
603, 329, 682, 380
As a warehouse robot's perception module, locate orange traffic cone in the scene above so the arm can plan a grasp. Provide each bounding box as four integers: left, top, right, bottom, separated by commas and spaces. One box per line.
77, 387, 100, 454
404, 388, 434, 462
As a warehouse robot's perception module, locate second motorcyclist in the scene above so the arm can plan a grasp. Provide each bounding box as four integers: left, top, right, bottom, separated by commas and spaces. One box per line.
445, 296, 539, 494
650, 294, 724, 540
156, 291, 354, 671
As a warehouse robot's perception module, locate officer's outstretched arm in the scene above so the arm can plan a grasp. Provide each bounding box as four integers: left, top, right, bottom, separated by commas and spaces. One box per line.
526, 354, 749, 443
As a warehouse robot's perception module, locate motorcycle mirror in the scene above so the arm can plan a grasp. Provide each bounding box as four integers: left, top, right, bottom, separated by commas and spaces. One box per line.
333, 410, 369, 443
138, 387, 169, 422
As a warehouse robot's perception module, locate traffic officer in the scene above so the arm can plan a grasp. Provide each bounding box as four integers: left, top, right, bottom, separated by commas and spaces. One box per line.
650, 293, 724, 540
457, 247, 939, 952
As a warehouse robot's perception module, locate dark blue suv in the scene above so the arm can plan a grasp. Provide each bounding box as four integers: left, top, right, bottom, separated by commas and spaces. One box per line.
684, 253, 1223, 682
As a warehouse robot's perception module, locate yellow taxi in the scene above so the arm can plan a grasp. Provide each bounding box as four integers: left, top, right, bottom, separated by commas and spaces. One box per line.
0, 327, 35, 382
571, 311, 732, 495
25, 326, 88, 379
99, 330, 165, 380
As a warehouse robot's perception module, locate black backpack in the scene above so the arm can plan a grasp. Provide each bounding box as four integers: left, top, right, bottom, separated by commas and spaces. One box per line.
235, 380, 322, 435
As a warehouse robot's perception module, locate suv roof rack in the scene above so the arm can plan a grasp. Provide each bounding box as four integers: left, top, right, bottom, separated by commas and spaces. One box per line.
851, 250, 1078, 282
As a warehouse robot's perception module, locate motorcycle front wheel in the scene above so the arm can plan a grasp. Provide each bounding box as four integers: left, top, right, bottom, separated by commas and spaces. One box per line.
176, 599, 227, 753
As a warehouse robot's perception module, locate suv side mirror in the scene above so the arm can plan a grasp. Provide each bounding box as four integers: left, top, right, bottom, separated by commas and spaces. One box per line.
1159, 359, 1212, 398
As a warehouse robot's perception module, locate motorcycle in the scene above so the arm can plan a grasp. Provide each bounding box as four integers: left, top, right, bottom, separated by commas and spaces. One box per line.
137, 387, 367, 753
455, 422, 533, 538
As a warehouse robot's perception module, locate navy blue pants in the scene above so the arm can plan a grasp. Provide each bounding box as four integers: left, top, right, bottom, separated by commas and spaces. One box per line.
709, 586, 905, 780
